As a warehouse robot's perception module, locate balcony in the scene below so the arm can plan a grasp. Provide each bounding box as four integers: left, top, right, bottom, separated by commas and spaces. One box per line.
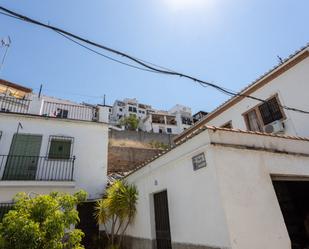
41, 101, 97, 121
0, 95, 110, 122
0, 95, 30, 114
0, 155, 75, 181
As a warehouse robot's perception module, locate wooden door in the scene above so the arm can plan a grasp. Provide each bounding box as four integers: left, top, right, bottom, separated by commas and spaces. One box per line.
3, 134, 42, 180
154, 191, 172, 249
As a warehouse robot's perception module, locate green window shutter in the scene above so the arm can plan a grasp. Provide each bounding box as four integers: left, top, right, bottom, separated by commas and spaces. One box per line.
49, 139, 71, 159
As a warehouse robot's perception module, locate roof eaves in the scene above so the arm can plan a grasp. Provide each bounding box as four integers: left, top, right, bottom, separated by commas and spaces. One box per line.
0, 79, 32, 93
174, 43, 309, 143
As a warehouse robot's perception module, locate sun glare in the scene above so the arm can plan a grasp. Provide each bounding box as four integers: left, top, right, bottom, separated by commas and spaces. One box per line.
165, 0, 212, 11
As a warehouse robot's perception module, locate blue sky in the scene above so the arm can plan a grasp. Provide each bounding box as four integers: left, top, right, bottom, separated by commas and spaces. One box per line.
0, 0, 308, 113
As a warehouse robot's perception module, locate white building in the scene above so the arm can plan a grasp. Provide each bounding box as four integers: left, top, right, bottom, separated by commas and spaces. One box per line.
140, 105, 193, 135
120, 44, 309, 249
176, 44, 309, 142
0, 79, 110, 247
123, 127, 309, 249
110, 98, 193, 134
110, 98, 152, 124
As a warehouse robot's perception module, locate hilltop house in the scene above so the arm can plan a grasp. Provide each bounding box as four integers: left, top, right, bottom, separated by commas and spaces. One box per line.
121, 44, 309, 249
0, 78, 110, 247
110, 98, 193, 135
140, 104, 193, 135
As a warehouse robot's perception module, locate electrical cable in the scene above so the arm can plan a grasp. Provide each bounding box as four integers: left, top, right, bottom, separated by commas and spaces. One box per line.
1, 6, 309, 115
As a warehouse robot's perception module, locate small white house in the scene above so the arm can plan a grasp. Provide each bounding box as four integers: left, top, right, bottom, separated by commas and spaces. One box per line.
140, 105, 193, 135
110, 98, 193, 134
121, 44, 309, 249
123, 126, 309, 249
0, 79, 110, 200
110, 98, 153, 124
0, 79, 110, 247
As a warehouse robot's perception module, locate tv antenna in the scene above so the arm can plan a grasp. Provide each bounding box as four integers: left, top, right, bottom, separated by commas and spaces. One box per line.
0, 36, 11, 74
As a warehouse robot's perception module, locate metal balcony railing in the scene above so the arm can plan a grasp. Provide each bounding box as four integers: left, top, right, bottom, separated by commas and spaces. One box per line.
0, 203, 14, 220
0, 155, 75, 181
0, 95, 31, 114
41, 101, 98, 121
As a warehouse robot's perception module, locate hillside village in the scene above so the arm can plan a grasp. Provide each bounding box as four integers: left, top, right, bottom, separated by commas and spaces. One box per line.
1, 42, 309, 249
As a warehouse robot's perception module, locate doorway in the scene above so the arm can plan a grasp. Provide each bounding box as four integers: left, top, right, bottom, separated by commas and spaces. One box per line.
77, 202, 99, 249
153, 190, 172, 249
273, 180, 309, 249
3, 134, 42, 180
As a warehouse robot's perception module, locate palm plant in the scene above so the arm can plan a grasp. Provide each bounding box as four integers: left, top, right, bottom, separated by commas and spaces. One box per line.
94, 180, 138, 249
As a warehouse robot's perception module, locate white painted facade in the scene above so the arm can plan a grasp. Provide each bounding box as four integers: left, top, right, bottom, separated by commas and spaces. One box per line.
0, 112, 109, 202
122, 45, 309, 249
0, 80, 110, 203
110, 98, 193, 134
124, 128, 309, 249
140, 105, 193, 135
110, 98, 153, 124
176, 46, 309, 141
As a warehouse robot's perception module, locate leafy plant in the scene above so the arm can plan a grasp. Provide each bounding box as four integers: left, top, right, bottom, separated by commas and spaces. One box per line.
149, 140, 169, 150
94, 180, 138, 249
0, 190, 87, 249
119, 115, 139, 130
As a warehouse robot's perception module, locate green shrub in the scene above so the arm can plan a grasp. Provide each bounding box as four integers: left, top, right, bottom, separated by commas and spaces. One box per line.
0, 190, 87, 249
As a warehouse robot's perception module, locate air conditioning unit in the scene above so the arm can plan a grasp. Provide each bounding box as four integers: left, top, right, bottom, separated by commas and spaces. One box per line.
264, 120, 285, 134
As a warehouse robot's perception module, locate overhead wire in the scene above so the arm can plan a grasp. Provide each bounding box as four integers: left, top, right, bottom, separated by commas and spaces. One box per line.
56, 31, 159, 73
1, 6, 309, 114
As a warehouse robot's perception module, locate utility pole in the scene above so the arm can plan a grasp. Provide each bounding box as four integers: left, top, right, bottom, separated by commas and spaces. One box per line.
0, 36, 11, 74
38, 84, 43, 98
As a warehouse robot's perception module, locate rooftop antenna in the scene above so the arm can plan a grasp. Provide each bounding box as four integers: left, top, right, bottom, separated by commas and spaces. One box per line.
277, 55, 284, 64
16, 122, 23, 134
0, 36, 11, 74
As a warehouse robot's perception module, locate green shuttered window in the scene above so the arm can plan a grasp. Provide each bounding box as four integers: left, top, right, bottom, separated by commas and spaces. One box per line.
48, 137, 73, 159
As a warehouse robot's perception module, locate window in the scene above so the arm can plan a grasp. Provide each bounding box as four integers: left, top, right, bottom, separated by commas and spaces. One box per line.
181, 117, 192, 125
128, 106, 132, 112
244, 109, 262, 132
128, 106, 137, 113
258, 96, 283, 125
55, 108, 68, 118
243, 94, 285, 131
48, 136, 73, 159
167, 128, 172, 133
119, 108, 123, 112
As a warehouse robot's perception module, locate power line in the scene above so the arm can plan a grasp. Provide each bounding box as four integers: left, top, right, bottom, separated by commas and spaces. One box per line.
0, 10, 159, 73
56, 32, 159, 73
0, 6, 309, 115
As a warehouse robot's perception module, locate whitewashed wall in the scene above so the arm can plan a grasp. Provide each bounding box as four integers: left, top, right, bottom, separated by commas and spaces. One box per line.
125, 128, 309, 249
0, 113, 108, 202
125, 131, 232, 248
206, 53, 309, 137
